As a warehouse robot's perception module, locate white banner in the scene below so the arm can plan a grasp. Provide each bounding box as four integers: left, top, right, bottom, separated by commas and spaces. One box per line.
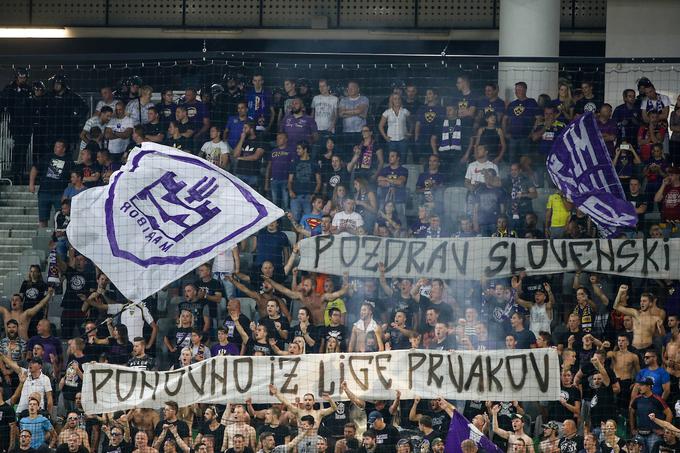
298, 235, 676, 280
81, 349, 560, 414
67, 143, 283, 302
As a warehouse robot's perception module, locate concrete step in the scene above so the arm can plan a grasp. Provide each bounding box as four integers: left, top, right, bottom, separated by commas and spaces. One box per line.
0, 199, 38, 207
0, 215, 36, 223
0, 229, 37, 238
0, 185, 33, 192
0, 253, 20, 262
0, 191, 36, 199
0, 244, 31, 254
0, 237, 33, 246
0, 206, 39, 215
0, 222, 37, 231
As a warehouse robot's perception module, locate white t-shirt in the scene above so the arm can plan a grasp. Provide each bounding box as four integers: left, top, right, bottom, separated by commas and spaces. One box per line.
108, 302, 154, 340
201, 140, 231, 167
106, 116, 135, 155
332, 211, 364, 231
311, 94, 339, 132
95, 100, 117, 113
464, 160, 499, 184
641, 93, 672, 114
125, 100, 155, 126
17, 370, 52, 412
80, 116, 110, 150
382, 108, 410, 141
213, 247, 236, 274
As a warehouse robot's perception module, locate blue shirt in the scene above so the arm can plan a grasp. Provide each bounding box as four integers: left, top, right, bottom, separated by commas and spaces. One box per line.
255, 229, 290, 268
20, 415, 52, 448
246, 88, 272, 129
225, 115, 250, 148
300, 213, 323, 236
506, 98, 539, 137
377, 165, 409, 203
635, 367, 671, 397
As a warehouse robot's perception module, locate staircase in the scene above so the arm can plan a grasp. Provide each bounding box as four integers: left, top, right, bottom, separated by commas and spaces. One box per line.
0, 185, 43, 295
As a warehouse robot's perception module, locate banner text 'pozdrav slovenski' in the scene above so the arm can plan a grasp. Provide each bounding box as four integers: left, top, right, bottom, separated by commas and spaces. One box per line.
298, 235, 677, 280
81, 349, 560, 414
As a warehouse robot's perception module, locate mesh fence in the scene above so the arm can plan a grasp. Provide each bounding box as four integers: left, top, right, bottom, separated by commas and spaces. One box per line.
0, 53, 678, 453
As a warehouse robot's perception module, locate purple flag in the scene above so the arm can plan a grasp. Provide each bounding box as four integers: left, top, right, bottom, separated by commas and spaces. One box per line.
546, 112, 637, 237
444, 411, 504, 453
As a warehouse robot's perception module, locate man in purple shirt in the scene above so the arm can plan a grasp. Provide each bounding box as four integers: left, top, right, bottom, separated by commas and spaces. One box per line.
279, 97, 318, 146
503, 82, 539, 164
377, 150, 409, 226
416, 154, 446, 214
597, 103, 618, 156
181, 87, 210, 142
266, 132, 295, 210
246, 73, 275, 132
476, 82, 506, 126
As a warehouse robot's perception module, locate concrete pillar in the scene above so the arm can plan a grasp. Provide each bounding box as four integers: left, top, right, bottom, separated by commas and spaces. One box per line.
498, 0, 560, 102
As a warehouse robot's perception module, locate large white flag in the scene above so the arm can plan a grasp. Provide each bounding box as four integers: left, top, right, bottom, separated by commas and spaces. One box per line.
67, 143, 283, 302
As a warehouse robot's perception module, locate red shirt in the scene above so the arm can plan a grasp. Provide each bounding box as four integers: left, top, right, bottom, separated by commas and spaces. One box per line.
661, 184, 680, 221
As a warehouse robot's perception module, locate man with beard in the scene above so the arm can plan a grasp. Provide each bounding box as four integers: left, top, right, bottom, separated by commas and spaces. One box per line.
491, 406, 532, 453
220, 406, 256, 451
57, 412, 89, 450
558, 420, 583, 453
266, 274, 343, 326
614, 285, 664, 351
537, 421, 560, 453
269, 386, 337, 429
1, 67, 31, 182
349, 303, 384, 352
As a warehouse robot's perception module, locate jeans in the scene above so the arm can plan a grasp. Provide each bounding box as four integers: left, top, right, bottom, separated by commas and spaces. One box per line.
270, 179, 289, 210
290, 193, 312, 222
507, 136, 530, 164
236, 173, 259, 189
38, 191, 62, 223
640, 432, 661, 453
388, 140, 409, 160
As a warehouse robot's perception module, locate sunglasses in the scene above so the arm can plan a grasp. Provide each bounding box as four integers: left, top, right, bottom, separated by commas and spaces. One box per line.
68, 416, 79, 420
111, 432, 123, 436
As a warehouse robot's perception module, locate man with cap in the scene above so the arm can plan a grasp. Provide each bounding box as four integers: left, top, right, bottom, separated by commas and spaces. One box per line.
630, 377, 672, 453
650, 424, 680, 453
538, 421, 560, 453
626, 436, 645, 453
491, 405, 532, 453
0, 354, 53, 414
431, 438, 445, 453
367, 410, 399, 450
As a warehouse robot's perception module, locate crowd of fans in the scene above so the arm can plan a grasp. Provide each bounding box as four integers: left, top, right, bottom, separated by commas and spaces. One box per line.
0, 68, 679, 453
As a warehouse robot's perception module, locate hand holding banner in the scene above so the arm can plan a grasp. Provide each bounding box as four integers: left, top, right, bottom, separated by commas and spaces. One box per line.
546, 112, 637, 237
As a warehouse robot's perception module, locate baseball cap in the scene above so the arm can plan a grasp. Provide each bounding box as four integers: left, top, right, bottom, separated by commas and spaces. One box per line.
432, 438, 444, 446
636, 377, 654, 386
397, 439, 410, 447
510, 413, 524, 421
367, 411, 383, 425
626, 436, 645, 446
542, 421, 559, 430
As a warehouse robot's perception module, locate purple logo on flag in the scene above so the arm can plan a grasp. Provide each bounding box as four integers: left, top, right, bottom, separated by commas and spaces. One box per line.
444, 411, 504, 453
104, 149, 270, 267
129, 172, 221, 242
546, 112, 638, 237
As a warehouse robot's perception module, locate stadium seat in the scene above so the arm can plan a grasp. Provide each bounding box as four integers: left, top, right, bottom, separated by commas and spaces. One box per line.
284, 230, 297, 248
238, 297, 258, 322
403, 164, 423, 196
18, 250, 46, 270
443, 186, 468, 224
534, 188, 551, 228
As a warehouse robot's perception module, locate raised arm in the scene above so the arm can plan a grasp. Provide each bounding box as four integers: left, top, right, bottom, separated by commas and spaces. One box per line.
228, 275, 259, 300
265, 276, 303, 300
24, 287, 54, 318
319, 393, 338, 417
377, 262, 394, 297
340, 380, 365, 408
268, 384, 299, 415
409, 395, 423, 422
490, 404, 510, 439
613, 285, 637, 318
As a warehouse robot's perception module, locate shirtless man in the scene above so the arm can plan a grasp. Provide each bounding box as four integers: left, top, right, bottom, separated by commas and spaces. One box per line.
613, 285, 664, 350
228, 275, 290, 321
0, 288, 53, 339
127, 408, 160, 442
265, 274, 348, 326
348, 302, 384, 352
220, 404, 256, 451
268, 385, 337, 431
491, 404, 533, 453
607, 334, 640, 412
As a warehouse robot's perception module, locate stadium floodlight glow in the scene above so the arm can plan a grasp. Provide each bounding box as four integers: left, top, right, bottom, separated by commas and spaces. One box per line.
0, 28, 69, 38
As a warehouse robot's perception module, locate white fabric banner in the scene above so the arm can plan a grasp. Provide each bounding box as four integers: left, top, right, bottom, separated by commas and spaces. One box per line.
298, 234, 676, 280
81, 349, 560, 414
67, 143, 283, 302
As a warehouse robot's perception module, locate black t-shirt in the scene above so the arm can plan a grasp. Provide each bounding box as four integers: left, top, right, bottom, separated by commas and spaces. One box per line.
386, 326, 412, 350
199, 422, 225, 451
389, 292, 418, 326
222, 314, 252, 345
574, 96, 603, 115
246, 339, 272, 356
10, 448, 37, 453
321, 324, 347, 351
559, 435, 584, 453
419, 296, 454, 325
56, 445, 88, 453
179, 300, 208, 331
590, 382, 617, 426
165, 326, 193, 353
38, 154, 74, 193
428, 409, 451, 436
142, 121, 164, 140
101, 441, 132, 453
154, 419, 190, 444
127, 355, 156, 371
291, 323, 320, 353
256, 424, 289, 446
652, 440, 680, 453
76, 162, 102, 188
373, 424, 400, 448
323, 166, 351, 199
549, 386, 581, 422
321, 401, 350, 438
61, 266, 96, 311
235, 138, 266, 176
428, 336, 457, 351
62, 354, 88, 400
259, 316, 290, 348
511, 328, 537, 349
194, 278, 224, 318
164, 135, 192, 153
225, 448, 254, 453
107, 339, 133, 365
0, 401, 16, 450
20, 279, 48, 337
